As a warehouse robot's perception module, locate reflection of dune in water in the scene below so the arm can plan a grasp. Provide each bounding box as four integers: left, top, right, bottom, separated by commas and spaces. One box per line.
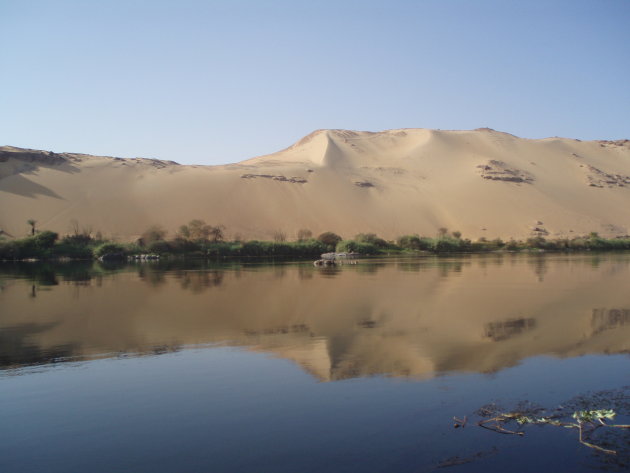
1, 254, 630, 379
484, 318, 537, 341
591, 308, 630, 335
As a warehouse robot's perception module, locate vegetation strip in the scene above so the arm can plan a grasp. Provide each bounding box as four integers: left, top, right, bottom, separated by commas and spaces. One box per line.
2, 220, 630, 261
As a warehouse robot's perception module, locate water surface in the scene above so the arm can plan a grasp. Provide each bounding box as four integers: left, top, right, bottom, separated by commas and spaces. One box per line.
1, 254, 629, 471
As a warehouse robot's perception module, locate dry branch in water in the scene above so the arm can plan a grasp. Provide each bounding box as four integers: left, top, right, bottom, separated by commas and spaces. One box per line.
468, 407, 629, 455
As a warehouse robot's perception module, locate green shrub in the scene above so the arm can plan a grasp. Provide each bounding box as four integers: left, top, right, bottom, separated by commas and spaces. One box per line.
336, 240, 379, 254
296, 239, 328, 254
240, 240, 267, 256
61, 234, 94, 246
124, 242, 144, 255
568, 237, 588, 250
147, 240, 173, 254
525, 236, 547, 248
52, 242, 93, 259
354, 233, 390, 249
0, 240, 19, 260
317, 232, 343, 250
139, 225, 168, 246
32, 231, 59, 248
50, 232, 97, 259
470, 238, 502, 252
205, 242, 237, 257
396, 235, 436, 251
93, 242, 127, 257
505, 239, 521, 251
168, 238, 202, 254
431, 237, 465, 253
234, 239, 326, 257
397, 234, 420, 250
0, 231, 59, 259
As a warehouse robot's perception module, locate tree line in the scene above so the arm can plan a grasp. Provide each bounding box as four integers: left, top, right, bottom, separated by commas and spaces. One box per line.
1, 219, 630, 261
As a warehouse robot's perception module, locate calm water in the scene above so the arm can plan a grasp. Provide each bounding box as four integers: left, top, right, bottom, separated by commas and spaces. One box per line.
1, 254, 629, 472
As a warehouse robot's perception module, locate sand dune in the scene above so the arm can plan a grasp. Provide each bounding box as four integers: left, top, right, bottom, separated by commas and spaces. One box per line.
1, 128, 630, 241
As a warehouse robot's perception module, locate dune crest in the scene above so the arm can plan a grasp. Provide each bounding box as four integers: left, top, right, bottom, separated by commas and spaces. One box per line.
1, 128, 629, 241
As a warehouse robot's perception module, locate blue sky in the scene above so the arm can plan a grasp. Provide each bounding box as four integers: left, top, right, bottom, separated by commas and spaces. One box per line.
1, 0, 629, 165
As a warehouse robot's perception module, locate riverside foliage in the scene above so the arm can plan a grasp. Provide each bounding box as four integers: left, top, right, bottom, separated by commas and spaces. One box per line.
1, 224, 630, 261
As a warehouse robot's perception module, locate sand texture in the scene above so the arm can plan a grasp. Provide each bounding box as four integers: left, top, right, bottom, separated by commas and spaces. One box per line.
1, 128, 630, 240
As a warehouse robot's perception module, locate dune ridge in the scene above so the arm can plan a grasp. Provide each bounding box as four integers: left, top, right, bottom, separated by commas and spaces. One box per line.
1, 128, 630, 241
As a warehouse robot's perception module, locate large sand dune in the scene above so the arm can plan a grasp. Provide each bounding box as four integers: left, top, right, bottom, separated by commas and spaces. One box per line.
1, 128, 630, 241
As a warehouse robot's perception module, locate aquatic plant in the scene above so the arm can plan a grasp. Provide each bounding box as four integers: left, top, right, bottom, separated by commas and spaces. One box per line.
465, 400, 630, 456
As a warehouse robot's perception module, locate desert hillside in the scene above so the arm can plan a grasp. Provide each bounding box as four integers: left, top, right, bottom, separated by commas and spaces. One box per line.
1, 128, 629, 241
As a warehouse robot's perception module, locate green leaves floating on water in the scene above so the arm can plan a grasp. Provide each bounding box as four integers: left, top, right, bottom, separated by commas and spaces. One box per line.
573, 409, 616, 423
515, 415, 534, 425
472, 404, 629, 455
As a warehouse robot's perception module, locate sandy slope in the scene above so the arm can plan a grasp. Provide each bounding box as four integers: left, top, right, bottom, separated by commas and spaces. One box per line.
1, 128, 630, 241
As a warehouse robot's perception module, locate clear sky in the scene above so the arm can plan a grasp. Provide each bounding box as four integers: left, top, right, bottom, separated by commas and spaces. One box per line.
1, 0, 629, 165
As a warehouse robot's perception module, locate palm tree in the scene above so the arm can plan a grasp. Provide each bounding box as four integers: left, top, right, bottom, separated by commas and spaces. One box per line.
27, 219, 37, 236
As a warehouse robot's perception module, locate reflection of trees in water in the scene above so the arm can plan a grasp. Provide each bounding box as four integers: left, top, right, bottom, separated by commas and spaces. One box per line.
487, 254, 505, 265
528, 255, 548, 282
316, 266, 342, 277
438, 261, 463, 277
0, 261, 126, 288
272, 266, 286, 279
132, 260, 254, 288
297, 265, 314, 280
97, 261, 128, 271
5, 257, 630, 380
396, 259, 466, 276
312, 262, 385, 277
137, 266, 167, 287
396, 261, 426, 272
62, 269, 94, 285
0, 263, 59, 286
475, 254, 505, 270
176, 270, 225, 293
0, 322, 78, 369
355, 262, 387, 274
26, 267, 58, 286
